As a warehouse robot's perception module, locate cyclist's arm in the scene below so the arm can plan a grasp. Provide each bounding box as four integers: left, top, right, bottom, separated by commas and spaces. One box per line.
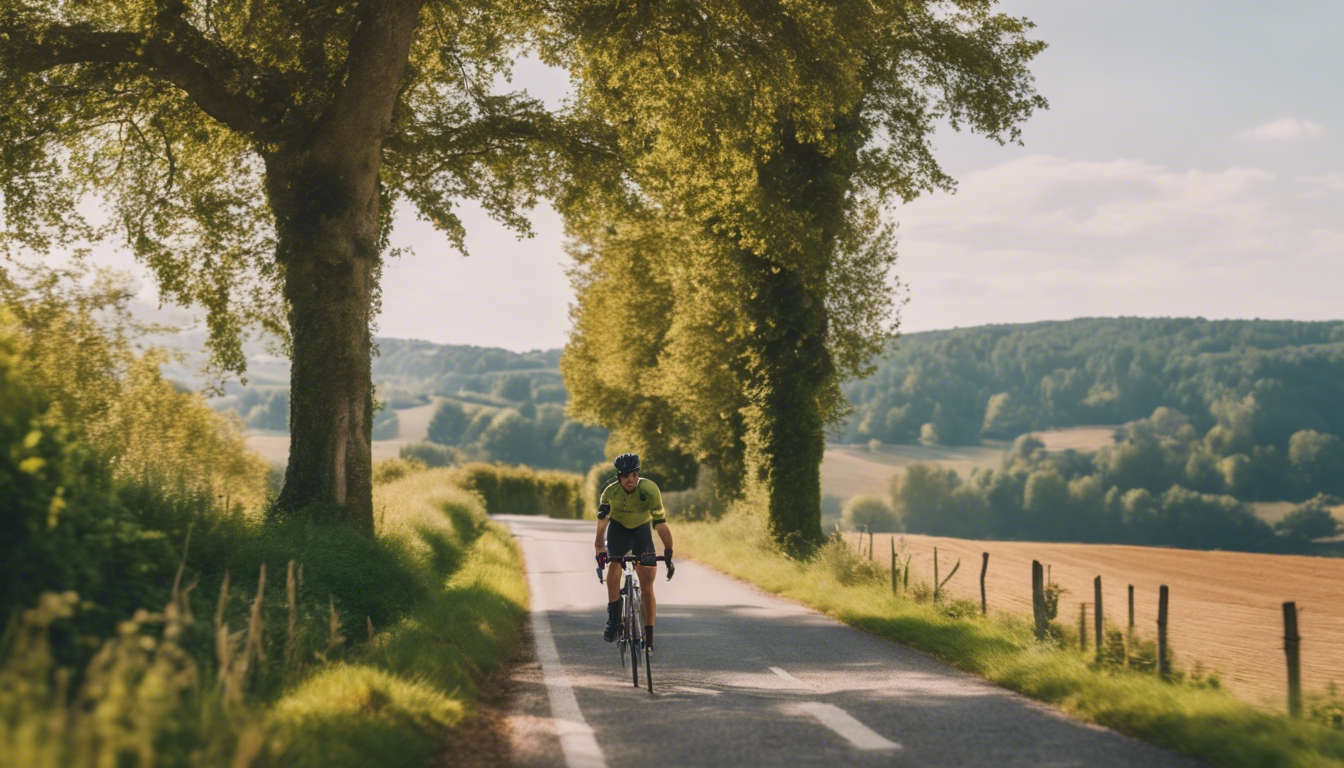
595, 517, 610, 552
653, 520, 673, 551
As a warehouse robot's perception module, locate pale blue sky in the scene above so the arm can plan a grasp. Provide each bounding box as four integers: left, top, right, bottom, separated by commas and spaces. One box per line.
106, 2, 1344, 351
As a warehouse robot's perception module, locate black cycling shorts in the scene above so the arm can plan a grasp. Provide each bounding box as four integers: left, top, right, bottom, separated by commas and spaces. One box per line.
606, 520, 655, 558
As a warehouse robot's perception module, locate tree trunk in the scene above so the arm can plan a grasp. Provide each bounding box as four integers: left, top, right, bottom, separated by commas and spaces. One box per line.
739, 123, 857, 551
268, 150, 381, 534
262, 1, 421, 535
744, 254, 830, 551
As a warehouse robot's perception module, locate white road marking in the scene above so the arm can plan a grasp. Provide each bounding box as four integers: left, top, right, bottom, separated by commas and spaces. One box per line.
794, 702, 903, 751
769, 666, 811, 689
524, 547, 608, 768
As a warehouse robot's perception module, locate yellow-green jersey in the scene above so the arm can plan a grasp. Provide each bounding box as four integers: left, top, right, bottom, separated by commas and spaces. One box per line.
599, 477, 665, 529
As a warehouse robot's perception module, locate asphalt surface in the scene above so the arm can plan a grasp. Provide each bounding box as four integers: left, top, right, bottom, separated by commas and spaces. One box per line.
501, 515, 1206, 768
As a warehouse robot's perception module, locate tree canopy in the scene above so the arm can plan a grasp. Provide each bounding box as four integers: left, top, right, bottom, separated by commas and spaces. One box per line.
553, 0, 1046, 546
1, 0, 577, 529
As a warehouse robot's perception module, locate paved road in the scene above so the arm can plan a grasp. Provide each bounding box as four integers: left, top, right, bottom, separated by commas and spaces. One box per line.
501, 516, 1205, 768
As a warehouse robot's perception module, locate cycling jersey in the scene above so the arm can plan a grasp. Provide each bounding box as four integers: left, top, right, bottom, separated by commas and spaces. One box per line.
600, 477, 665, 529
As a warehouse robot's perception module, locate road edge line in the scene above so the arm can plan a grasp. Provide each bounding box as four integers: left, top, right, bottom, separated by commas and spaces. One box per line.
523, 538, 608, 768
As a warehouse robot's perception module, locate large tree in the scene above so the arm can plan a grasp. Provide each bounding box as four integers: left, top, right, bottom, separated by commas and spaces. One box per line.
1, 0, 574, 532
553, 0, 1046, 548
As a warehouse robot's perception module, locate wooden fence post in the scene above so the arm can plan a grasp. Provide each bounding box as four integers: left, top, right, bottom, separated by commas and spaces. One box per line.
933, 547, 940, 602
1032, 560, 1046, 641
890, 538, 897, 595
980, 552, 989, 616
1284, 601, 1302, 717
1094, 576, 1104, 663
1158, 585, 1170, 682
1127, 584, 1135, 667
1079, 603, 1088, 651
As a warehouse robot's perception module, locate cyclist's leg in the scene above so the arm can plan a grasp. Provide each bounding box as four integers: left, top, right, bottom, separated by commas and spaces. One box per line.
637, 563, 656, 629
633, 523, 657, 639
604, 523, 636, 641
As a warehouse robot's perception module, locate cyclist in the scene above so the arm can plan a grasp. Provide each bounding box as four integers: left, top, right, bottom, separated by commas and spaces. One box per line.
595, 453, 675, 649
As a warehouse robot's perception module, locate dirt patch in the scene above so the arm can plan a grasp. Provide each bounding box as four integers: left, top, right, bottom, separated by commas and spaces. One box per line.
852, 532, 1344, 712
434, 623, 534, 768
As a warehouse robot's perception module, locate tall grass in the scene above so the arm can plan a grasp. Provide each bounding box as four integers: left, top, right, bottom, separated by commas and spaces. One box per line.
0, 469, 526, 768
679, 511, 1344, 768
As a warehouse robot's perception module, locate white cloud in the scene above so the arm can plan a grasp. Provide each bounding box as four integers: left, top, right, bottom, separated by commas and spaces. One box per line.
897, 154, 1279, 249
1296, 173, 1344, 199
1238, 118, 1325, 140
889, 153, 1344, 334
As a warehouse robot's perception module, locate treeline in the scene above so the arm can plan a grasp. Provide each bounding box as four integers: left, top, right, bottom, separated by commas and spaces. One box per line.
882, 414, 1342, 554
840, 318, 1344, 449
414, 372, 607, 473
372, 339, 567, 405
209, 341, 604, 471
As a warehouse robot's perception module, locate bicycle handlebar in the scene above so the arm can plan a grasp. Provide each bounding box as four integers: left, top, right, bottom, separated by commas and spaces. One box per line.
597, 554, 669, 582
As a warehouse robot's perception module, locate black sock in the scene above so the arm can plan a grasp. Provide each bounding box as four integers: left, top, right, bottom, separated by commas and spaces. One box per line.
645, 626, 653, 645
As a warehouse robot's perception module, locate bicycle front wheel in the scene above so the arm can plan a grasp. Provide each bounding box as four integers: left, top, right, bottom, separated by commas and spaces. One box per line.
644, 641, 653, 693
628, 588, 642, 687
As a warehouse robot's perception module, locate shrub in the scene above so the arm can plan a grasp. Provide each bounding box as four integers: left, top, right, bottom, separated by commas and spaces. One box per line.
812, 532, 886, 587
399, 441, 458, 468
373, 457, 427, 485
842, 494, 899, 532
448, 463, 585, 519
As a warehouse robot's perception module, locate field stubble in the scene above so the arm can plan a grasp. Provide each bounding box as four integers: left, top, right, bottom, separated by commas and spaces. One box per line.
852, 532, 1344, 712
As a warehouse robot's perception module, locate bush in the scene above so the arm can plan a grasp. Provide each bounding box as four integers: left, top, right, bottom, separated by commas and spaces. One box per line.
399, 442, 458, 468
373, 457, 427, 485
448, 463, 585, 519
812, 532, 886, 587
842, 494, 899, 532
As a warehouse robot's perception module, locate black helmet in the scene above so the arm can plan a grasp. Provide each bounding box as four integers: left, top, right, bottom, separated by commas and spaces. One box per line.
614, 453, 640, 474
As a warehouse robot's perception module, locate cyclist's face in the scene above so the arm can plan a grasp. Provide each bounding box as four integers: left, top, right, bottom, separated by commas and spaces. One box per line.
618, 470, 639, 491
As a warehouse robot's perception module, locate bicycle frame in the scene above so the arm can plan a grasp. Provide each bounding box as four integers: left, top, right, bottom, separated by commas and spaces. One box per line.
599, 554, 667, 692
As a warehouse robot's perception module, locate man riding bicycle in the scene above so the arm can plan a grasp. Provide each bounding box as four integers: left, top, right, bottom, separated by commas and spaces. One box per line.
596, 453, 675, 649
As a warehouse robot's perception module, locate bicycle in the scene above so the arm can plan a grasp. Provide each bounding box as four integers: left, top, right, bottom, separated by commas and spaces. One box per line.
598, 553, 667, 692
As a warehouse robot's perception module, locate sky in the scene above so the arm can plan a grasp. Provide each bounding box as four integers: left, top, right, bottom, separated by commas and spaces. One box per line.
86, 1, 1344, 351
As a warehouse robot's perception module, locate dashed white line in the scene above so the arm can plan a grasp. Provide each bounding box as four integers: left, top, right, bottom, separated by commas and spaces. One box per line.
794, 702, 903, 751
524, 546, 608, 768
769, 666, 812, 688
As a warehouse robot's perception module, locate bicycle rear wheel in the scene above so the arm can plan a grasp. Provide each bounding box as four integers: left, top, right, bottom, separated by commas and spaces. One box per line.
628, 587, 642, 687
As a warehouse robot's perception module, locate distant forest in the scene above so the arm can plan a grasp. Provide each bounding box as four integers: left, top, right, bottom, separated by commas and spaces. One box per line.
838, 318, 1344, 552
215, 319, 1344, 539
839, 317, 1344, 446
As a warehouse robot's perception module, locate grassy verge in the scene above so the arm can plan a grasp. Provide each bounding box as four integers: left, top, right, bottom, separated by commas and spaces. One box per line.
678, 512, 1344, 768
264, 469, 528, 767
1, 468, 526, 768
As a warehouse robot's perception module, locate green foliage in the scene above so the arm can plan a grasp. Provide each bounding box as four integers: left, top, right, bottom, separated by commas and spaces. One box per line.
841, 495, 899, 533
447, 463, 586, 519
398, 442, 458, 468
842, 319, 1344, 458
1276, 495, 1342, 551
1, 469, 527, 768
427, 401, 470, 446
0, 275, 273, 628
554, 0, 1047, 548
372, 457, 428, 486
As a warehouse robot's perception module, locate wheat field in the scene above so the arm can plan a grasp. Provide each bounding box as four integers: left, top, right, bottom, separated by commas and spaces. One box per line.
851, 532, 1344, 712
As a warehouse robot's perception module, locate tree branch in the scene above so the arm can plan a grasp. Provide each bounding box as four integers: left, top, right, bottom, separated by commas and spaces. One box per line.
4, 20, 281, 138
317, 0, 424, 156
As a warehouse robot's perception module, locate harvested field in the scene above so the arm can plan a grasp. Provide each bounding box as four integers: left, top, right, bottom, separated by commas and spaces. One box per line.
848, 532, 1344, 712
821, 426, 1118, 503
